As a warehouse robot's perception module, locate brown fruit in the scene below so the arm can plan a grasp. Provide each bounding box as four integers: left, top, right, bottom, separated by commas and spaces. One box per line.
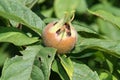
42, 19, 77, 54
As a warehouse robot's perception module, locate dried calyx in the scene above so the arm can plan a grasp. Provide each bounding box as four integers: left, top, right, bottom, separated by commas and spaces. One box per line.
56, 23, 71, 37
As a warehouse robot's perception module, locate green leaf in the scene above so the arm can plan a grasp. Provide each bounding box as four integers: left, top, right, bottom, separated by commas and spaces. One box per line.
106, 59, 113, 73
41, 8, 54, 17
18, 0, 38, 8
0, 0, 45, 35
112, 75, 118, 80
90, 3, 120, 16
73, 24, 98, 34
72, 61, 100, 80
76, 0, 88, 13
99, 70, 112, 80
38, 0, 45, 4
58, 55, 74, 80
35, 47, 57, 80
0, 43, 10, 66
54, 0, 86, 18
0, 27, 39, 46
72, 23, 105, 40
77, 38, 120, 58
52, 59, 70, 80
89, 10, 120, 30
97, 19, 120, 40
31, 65, 44, 80
0, 45, 43, 80
43, 18, 58, 24
0, 46, 56, 80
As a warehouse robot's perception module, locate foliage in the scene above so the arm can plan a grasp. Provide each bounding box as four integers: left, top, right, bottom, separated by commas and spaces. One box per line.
0, 0, 120, 80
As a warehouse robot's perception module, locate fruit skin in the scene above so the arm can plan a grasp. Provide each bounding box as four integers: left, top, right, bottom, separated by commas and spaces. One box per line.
42, 22, 77, 54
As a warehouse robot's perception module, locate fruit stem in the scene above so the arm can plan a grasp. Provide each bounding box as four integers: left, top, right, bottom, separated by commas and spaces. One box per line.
63, 10, 75, 24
